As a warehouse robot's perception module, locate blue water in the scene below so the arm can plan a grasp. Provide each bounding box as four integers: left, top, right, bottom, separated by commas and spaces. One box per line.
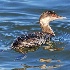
0, 0, 70, 70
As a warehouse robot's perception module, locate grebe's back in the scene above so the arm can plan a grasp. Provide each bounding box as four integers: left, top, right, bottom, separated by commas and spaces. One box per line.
11, 32, 52, 50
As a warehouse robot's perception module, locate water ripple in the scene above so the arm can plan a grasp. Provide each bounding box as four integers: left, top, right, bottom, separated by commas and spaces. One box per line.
0, 0, 70, 70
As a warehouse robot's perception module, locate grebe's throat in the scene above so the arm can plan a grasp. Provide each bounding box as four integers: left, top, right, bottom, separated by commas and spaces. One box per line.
39, 14, 55, 35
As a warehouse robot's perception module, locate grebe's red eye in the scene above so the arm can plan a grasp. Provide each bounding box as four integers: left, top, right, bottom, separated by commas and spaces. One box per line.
51, 14, 55, 17
51, 14, 57, 17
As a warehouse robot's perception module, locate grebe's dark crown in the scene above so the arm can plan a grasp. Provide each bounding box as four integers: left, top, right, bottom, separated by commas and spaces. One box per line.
39, 10, 66, 21
41, 10, 56, 15
39, 10, 57, 20
47, 11, 56, 14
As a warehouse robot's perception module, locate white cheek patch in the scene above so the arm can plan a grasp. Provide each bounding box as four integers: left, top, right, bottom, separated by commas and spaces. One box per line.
42, 17, 50, 23
40, 17, 51, 26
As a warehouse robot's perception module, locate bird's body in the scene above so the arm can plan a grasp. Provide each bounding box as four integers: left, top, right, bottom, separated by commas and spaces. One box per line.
11, 11, 66, 52
11, 32, 52, 50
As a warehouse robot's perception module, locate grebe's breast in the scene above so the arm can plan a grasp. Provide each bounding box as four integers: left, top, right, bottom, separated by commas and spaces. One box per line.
11, 32, 52, 51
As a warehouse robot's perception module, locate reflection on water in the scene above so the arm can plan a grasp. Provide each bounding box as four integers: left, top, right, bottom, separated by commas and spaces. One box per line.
12, 41, 64, 70
12, 64, 63, 70
12, 58, 62, 70
43, 41, 64, 51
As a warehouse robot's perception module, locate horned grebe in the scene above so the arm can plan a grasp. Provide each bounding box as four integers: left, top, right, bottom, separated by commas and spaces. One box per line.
11, 11, 66, 53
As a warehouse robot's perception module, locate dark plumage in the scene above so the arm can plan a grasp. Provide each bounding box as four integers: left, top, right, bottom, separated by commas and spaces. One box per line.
11, 32, 52, 50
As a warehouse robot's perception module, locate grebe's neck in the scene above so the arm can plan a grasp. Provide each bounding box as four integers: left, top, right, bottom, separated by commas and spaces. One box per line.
39, 17, 55, 35
39, 11, 66, 36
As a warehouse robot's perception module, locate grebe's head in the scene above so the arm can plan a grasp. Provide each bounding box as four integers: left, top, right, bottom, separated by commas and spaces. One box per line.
39, 11, 66, 25
39, 11, 66, 35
